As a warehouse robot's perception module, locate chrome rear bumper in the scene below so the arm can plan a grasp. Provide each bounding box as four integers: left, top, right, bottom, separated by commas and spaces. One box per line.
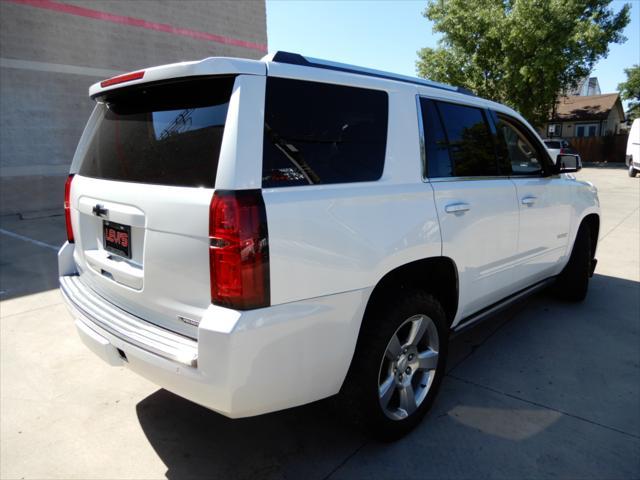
60, 275, 198, 367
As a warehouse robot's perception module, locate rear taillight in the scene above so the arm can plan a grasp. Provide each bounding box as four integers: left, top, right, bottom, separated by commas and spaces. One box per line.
560, 148, 566, 154
209, 190, 270, 310
64, 174, 75, 243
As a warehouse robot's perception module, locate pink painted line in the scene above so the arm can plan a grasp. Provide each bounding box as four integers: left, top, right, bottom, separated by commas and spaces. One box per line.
5, 0, 268, 52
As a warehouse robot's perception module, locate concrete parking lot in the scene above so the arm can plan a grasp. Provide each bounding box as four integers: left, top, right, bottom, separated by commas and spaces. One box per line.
1, 166, 638, 479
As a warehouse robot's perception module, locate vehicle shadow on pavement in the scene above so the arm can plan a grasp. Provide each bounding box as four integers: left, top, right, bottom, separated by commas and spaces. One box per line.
135, 273, 639, 480
133, 297, 529, 480
136, 390, 365, 480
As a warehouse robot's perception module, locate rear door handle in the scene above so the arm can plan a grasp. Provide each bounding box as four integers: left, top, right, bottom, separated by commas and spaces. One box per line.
445, 202, 471, 214
521, 196, 537, 206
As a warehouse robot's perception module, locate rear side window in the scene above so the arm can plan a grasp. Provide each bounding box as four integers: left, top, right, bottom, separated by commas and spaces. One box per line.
262, 77, 388, 187
419, 98, 451, 178
77, 77, 235, 188
434, 102, 498, 177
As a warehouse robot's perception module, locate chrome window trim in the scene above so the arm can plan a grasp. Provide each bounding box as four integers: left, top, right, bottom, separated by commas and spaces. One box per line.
415, 95, 428, 182
429, 175, 510, 182
416, 94, 550, 183
508, 174, 546, 179
429, 174, 548, 182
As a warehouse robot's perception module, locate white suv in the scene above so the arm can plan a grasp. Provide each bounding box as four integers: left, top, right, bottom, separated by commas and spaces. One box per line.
59, 52, 600, 439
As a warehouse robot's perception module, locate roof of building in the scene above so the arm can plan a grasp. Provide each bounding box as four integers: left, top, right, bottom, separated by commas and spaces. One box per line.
552, 93, 622, 121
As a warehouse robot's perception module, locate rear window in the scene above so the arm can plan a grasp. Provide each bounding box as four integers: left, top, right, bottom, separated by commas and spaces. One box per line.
77, 76, 235, 188
544, 141, 561, 149
262, 77, 388, 187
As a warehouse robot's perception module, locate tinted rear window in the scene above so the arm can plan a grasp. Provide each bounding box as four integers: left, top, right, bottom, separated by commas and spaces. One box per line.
77, 77, 235, 188
420, 98, 451, 178
262, 77, 388, 187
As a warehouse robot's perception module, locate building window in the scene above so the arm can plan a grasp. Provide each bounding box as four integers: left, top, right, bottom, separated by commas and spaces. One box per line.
547, 123, 562, 137
576, 124, 599, 137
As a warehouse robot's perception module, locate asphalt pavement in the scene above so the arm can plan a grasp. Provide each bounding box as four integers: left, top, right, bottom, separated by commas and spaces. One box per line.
1, 166, 638, 479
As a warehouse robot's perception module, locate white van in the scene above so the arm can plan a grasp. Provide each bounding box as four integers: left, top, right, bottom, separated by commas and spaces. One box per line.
59, 52, 599, 439
627, 118, 640, 177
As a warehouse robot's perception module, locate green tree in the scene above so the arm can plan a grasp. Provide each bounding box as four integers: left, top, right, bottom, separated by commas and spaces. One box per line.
417, 0, 630, 127
618, 65, 640, 121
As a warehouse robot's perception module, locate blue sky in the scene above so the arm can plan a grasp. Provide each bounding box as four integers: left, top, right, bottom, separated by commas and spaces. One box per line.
266, 0, 639, 108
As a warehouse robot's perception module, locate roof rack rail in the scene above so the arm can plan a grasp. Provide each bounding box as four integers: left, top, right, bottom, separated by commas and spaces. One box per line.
270, 51, 475, 96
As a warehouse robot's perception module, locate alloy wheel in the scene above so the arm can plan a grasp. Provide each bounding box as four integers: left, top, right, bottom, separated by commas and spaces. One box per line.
377, 314, 440, 420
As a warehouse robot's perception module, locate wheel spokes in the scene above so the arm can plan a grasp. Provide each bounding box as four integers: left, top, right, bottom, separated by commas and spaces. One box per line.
398, 383, 417, 416
378, 313, 441, 421
379, 374, 396, 407
417, 349, 438, 371
406, 315, 429, 346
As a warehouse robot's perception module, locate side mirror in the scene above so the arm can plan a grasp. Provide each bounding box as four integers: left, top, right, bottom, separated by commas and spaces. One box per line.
556, 154, 581, 173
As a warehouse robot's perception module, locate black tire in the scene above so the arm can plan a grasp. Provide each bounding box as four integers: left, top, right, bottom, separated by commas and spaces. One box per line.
555, 224, 592, 301
340, 290, 448, 441
629, 165, 638, 178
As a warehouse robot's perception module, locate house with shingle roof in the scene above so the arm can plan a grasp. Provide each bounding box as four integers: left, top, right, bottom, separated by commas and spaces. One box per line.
544, 93, 625, 138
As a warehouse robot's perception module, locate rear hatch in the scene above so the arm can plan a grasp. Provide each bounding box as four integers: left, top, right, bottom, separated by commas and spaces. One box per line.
69, 76, 235, 338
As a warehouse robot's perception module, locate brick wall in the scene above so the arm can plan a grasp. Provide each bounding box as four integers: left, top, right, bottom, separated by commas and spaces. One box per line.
0, 0, 267, 215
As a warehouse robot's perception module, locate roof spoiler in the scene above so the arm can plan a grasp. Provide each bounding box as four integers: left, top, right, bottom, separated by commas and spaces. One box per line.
89, 57, 265, 98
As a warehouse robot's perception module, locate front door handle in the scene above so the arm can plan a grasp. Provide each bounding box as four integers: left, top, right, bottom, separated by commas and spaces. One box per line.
521, 196, 537, 206
445, 202, 471, 214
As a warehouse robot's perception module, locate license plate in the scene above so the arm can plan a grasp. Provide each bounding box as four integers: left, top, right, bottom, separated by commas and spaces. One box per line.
103, 220, 131, 259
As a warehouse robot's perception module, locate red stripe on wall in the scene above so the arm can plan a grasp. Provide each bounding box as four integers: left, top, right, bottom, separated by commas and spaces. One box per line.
6, 0, 268, 52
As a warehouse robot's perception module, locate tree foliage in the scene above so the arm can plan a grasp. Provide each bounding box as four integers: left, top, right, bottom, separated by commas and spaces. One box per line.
417, 0, 630, 126
618, 64, 640, 121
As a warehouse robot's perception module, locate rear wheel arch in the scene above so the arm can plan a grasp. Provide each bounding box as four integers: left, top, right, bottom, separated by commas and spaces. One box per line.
363, 257, 459, 329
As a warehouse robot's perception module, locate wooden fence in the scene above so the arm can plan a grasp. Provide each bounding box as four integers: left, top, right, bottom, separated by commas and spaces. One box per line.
569, 134, 628, 163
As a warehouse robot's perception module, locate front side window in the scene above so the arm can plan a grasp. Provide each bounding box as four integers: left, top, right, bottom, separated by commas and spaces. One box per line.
494, 115, 546, 175
422, 100, 498, 178
262, 77, 388, 187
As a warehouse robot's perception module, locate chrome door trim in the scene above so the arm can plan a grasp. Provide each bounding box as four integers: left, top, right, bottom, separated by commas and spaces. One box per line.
429, 175, 511, 182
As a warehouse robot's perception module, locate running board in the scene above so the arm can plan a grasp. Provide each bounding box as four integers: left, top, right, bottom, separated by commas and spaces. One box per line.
452, 277, 556, 334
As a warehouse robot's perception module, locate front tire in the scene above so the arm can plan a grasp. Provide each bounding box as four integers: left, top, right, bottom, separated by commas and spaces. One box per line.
341, 290, 448, 440
555, 224, 592, 301
629, 165, 638, 178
